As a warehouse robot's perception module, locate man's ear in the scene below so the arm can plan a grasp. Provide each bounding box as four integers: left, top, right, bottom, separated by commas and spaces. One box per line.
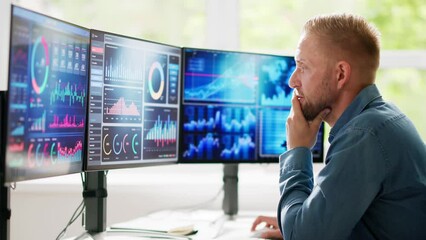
335, 61, 351, 90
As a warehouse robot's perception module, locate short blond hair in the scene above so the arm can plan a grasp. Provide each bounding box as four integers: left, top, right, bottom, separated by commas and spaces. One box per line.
303, 13, 381, 71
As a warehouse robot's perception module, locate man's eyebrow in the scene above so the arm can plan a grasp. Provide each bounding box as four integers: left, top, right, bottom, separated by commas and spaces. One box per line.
295, 59, 305, 65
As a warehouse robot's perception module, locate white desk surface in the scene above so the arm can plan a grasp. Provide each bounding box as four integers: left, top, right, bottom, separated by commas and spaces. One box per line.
70, 209, 276, 240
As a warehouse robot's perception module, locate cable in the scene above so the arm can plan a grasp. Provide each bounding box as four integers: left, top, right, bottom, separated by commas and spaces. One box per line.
55, 173, 87, 240
55, 199, 85, 240
80, 172, 86, 189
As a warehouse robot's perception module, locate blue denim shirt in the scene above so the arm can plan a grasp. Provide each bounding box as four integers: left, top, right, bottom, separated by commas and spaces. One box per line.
277, 84, 426, 240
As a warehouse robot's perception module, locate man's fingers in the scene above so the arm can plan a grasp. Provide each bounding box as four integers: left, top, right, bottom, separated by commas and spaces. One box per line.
311, 108, 330, 129
261, 229, 283, 240
290, 92, 303, 117
251, 216, 266, 231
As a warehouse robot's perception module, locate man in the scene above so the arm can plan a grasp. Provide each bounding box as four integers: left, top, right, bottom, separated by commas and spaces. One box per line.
251, 13, 426, 239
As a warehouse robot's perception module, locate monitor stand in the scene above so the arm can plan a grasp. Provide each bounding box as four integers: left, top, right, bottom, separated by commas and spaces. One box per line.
83, 171, 108, 233
222, 164, 238, 216
0, 183, 10, 240
0, 91, 10, 240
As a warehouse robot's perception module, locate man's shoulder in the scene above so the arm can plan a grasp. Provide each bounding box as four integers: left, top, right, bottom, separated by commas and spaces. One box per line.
347, 101, 405, 133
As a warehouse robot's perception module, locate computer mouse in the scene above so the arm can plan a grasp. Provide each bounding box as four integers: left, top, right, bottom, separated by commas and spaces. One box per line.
250, 228, 270, 239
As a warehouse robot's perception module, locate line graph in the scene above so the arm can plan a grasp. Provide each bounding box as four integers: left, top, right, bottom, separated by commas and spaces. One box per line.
219, 134, 255, 160
105, 97, 140, 116
50, 80, 86, 107
182, 133, 255, 161
183, 51, 257, 103
182, 133, 220, 160
103, 86, 142, 123
183, 105, 256, 133
57, 140, 83, 162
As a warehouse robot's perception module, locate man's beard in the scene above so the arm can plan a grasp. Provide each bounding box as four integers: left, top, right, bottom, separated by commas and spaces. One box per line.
300, 78, 331, 121
301, 99, 328, 121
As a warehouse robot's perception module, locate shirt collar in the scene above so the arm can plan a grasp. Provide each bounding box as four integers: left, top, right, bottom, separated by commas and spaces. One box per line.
328, 84, 382, 143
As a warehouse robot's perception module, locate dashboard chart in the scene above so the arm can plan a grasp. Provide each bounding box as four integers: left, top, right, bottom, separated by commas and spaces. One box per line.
101, 126, 141, 161
182, 105, 256, 160
181, 48, 323, 163
104, 44, 144, 85
183, 51, 257, 104
144, 53, 168, 104
258, 55, 295, 107
143, 107, 178, 159
259, 108, 289, 156
5, 6, 90, 182
103, 86, 142, 123
86, 30, 181, 170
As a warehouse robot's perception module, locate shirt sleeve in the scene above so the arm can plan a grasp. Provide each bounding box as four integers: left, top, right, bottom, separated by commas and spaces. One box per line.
277, 129, 386, 240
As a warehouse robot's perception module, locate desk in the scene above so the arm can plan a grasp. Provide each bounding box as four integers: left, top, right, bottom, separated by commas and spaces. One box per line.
70, 210, 276, 240
11, 164, 324, 239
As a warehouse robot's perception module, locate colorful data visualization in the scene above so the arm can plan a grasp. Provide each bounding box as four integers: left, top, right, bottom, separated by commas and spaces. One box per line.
86, 30, 181, 170
180, 48, 324, 162
5, 6, 90, 182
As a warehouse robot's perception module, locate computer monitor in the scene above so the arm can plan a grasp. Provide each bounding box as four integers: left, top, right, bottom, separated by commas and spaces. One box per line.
4, 6, 90, 183
179, 48, 324, 163
85, 30, 181, 171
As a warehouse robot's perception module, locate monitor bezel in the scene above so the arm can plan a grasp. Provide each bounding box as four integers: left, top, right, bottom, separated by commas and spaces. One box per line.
3, 5, 91, 183
1, 90, 7, 183
84, 29, 181, 172
178, 47, 324, 164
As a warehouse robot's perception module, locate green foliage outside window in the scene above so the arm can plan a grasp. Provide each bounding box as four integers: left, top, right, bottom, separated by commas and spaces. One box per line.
17, 0, 426, 140
240, 0, 426, 140
360, 0, 426, 49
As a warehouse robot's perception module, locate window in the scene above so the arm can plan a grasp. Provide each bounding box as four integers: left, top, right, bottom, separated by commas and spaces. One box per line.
240, 0, 426, 140
14, 0, 426, 140
15, 0, 206, 47
376, 69, 426, 139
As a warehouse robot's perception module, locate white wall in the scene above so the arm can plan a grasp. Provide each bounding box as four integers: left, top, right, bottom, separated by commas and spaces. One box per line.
0, 0, 11, 90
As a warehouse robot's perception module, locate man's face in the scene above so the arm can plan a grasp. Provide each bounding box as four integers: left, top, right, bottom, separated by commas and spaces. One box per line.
288, 33, 336, 121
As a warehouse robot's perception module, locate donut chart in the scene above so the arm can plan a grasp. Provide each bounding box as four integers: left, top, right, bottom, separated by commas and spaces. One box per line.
31, 36, 50, 95
101, 126, 141, 161
103, 133, 112, 156
145, 54, 167, 104
148, 61, 165, 100
50, 142, 57, 164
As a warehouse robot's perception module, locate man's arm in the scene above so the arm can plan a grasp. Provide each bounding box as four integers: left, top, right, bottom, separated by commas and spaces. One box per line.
277, 130, 386, 240
277, 147, 314, 236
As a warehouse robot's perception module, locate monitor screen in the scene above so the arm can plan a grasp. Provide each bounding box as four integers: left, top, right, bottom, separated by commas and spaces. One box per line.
5, 6, 90, 182
179, 48, 324, 163
86, 30, 181, 170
